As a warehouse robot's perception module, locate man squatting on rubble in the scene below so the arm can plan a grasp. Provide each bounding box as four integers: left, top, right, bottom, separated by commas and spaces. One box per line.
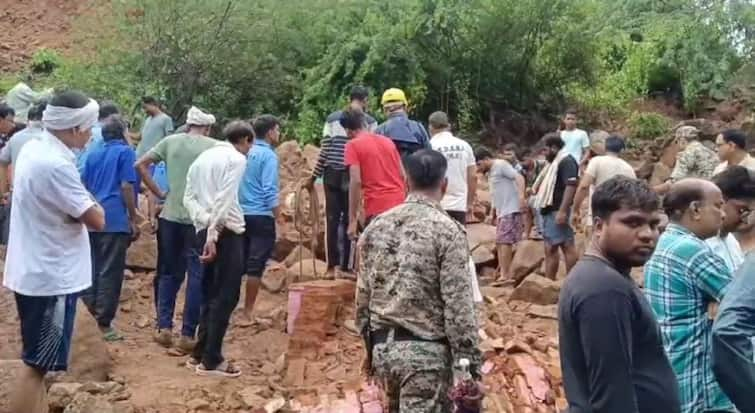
356, 148, 481, 412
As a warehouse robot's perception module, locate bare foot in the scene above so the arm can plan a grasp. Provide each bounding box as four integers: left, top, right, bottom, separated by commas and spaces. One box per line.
492, 275, 515, 287
235, 311, 255, 328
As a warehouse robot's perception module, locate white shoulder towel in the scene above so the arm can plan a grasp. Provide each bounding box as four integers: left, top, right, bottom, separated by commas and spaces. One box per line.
42, 99, 99, 131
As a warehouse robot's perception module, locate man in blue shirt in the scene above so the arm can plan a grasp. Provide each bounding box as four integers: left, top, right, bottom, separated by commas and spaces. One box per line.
80, 114, 139, 341
375, 88, 430, 160
238, 115, 280, 324
76, 102, 121, 174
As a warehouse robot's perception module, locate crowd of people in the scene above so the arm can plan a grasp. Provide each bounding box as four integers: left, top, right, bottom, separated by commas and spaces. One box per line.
2, 83, 755, 413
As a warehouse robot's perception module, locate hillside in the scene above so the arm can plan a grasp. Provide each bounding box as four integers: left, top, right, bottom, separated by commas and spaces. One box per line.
0, 0, 87, 73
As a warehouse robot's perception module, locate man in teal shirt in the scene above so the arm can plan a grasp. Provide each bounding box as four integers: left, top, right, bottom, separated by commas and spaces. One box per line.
136, 96, 174, 158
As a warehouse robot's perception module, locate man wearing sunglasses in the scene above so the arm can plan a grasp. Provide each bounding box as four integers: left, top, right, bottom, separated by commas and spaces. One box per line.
707, 165, 755, 272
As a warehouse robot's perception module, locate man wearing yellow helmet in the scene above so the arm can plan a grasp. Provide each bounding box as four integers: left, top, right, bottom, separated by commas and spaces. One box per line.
376, 88, 431, 160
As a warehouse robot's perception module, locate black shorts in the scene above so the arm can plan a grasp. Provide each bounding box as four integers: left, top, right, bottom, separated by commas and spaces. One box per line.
244, 215, 276, 278
15, 293, 77, 372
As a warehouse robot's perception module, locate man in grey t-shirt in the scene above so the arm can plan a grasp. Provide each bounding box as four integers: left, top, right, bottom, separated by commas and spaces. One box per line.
475, 147, 526, 281
136, 96, 174, 158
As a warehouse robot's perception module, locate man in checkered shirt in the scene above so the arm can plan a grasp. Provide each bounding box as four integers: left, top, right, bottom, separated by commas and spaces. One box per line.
644, 178, 735, 413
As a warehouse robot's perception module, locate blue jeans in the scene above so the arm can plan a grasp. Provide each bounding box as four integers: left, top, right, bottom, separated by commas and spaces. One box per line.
156, 218, 202, 338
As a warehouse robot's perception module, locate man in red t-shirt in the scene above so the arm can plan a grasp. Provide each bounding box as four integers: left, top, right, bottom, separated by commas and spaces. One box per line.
343, 109, 406, 239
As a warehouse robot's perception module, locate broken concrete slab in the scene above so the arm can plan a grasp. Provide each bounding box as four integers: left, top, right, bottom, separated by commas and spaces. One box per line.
467, 223, 497, 265
510, 240, 545, 284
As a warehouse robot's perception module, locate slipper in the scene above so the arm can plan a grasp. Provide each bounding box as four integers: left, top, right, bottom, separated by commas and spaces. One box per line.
102, 329, 124, 342
195, 361, 242, 378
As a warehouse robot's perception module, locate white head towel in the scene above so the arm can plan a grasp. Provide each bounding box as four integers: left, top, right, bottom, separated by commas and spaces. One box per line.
42, 99, 99, 131
186, 106, 216, 126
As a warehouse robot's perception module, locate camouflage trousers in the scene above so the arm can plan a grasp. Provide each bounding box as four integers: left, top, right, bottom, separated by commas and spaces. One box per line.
373, 337, 452, 413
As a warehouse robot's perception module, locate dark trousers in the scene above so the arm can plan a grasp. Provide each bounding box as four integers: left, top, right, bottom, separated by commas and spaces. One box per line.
446, 210, 466, 225
81, 232, 130, 328
0, 196, 10, 245
156, 218, 203, 337
192, 229, 244, 369
324, 183, 351, 270
244, 215, 276, 277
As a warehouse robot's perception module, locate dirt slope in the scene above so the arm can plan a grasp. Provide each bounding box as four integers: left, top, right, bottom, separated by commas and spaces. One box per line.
0, 0, 88, 73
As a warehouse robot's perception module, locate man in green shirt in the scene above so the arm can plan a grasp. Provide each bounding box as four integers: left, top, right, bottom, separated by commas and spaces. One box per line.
135, 106, 217, 353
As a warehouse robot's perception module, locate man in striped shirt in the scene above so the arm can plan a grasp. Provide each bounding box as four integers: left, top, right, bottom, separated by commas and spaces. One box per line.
308, 86, 377, 276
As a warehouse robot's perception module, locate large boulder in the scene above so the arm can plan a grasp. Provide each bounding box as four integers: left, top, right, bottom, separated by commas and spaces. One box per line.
743, 116, 755, 151
63, 392, 116, 413
277, 140, 309, 188
284, 245, 314, 268
0, 282, 21, 359
301, 144, 321, 172
65, 301, 112, 383
261, 263, 290, 294
509, 274, 562, 306
125, 232, 156, 271
467, 223, 497, 265
287, 259, 329, 283
510, 240, 545, 284
0, 360, 25, 413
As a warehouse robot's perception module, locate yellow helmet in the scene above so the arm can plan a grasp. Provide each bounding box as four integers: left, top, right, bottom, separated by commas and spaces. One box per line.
381, 88, 408, 106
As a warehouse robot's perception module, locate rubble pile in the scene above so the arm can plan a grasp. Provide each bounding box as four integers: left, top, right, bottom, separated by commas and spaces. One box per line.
479, 280, 566, 412
0, 141, 578, 412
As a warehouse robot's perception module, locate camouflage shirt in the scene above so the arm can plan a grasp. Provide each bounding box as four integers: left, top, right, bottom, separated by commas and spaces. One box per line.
670, 141, 718, 181
356, 193, 481, 372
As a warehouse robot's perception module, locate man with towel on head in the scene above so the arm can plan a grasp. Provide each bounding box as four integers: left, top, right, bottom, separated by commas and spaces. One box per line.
3, 90, 106, 413
135, 106, 218, 355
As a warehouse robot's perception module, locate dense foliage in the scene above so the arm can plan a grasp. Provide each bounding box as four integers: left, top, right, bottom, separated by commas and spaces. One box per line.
3, 0, 753, 144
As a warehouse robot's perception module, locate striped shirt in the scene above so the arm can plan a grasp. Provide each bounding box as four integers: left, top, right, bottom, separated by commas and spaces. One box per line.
312, 110, 377, 177
644, 223, 734, 413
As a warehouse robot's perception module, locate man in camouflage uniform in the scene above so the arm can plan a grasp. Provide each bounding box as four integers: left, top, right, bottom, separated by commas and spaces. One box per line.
654, 126, 718, 195
670, 125, 718, 180
356, 148, 481, 412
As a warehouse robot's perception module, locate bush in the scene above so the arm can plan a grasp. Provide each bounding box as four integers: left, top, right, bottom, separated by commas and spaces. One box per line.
9, 0, 752, 141
30, 49, 62, 74
628, 112, 671, 140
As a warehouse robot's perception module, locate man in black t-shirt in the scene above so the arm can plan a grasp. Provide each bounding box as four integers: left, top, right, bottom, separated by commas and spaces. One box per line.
539, 134, 580, 279
559, 176, 680, 413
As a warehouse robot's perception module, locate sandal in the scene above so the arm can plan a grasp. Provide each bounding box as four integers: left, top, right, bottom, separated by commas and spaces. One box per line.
102, 328, 124, 342
195, 361, 242, 378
